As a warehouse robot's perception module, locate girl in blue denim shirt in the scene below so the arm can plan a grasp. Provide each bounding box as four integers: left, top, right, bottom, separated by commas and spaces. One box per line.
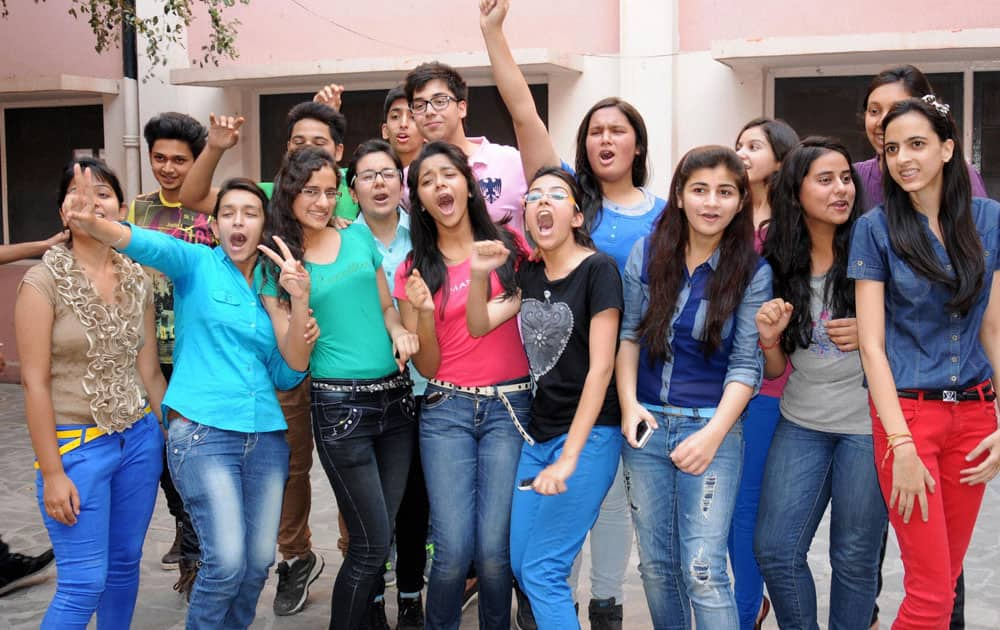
851, 96, 1000, 629
617, 145, 770, 629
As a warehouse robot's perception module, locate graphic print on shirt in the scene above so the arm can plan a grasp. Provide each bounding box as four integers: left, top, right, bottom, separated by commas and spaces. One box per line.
521, 289, 574, 379
810, 308, 842, 358
479, 177, 502, 204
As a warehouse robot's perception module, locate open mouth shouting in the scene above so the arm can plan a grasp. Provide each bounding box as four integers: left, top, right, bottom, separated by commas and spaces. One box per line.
435, 192, 456, 216
228, 231, 249, 254
534, 208, 555, 237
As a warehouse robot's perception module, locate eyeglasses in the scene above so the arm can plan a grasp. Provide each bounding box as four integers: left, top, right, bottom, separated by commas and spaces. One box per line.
524, 189, 572, 205
410, 94, 459, 115
300, 187, 341, 202
352, 168, 401, 186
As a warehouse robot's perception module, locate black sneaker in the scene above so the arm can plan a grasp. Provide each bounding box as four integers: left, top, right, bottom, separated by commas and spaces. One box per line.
0, 548, 54, 597
273, 551, 324, 616
397, 593, 425, 630
589, 597, 623, 630
161, 521, 183, 570
513, 581, 536, 630
361, 598, 391, 630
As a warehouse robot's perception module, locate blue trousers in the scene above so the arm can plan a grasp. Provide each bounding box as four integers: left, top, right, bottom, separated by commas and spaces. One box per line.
511, 426, 623, 629
728, 393, 780, 629
36, 413, 163, 630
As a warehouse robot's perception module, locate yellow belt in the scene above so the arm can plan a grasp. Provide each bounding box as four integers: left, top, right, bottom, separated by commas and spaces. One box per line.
34, 406, 152, 470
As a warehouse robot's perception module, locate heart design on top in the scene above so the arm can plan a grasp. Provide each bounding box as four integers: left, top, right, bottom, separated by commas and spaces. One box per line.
520, 290, 574, 380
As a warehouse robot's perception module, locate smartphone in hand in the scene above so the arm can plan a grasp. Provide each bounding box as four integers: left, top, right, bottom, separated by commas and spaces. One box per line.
635, 420, 653, 449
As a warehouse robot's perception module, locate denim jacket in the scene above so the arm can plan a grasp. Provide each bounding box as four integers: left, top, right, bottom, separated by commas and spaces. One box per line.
848, 198, 1000, 390
621, 237, 770, 408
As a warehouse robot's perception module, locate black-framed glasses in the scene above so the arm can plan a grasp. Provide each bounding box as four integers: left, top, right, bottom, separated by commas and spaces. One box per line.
351, 168, 401, 186
410, 94, 459, 114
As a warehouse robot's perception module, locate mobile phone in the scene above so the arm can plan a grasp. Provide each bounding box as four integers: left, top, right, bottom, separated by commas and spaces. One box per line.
517, 477, 535, 491
635, 420, 653, 449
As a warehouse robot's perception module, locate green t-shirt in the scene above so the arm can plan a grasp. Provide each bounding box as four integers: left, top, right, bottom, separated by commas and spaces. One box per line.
261, 224, 397, 379
258, 167, 359, 220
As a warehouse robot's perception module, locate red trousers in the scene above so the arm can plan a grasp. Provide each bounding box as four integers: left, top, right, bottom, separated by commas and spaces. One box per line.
871, 391, 997, 629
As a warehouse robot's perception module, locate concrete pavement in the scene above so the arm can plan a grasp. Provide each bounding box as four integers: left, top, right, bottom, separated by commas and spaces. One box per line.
1, 383, 997, 628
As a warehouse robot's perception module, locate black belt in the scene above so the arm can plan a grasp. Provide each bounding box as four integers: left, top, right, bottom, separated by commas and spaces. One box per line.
897, 385, 995, 402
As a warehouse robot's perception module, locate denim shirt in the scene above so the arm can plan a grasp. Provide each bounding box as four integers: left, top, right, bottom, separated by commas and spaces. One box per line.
848, 198, 1000, 390
122, 225, 306, 432
621, 237, 770, 408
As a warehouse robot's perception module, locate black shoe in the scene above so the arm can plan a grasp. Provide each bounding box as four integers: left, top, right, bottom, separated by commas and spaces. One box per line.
513, 581, 536, 630
173, 558, 200, 602
589, 597, 623, 630
273, 551, 324, 616
397, 593, 425, 630
0, 548, 54, 597
161, 521, 183, 570
361, 598, 391, 630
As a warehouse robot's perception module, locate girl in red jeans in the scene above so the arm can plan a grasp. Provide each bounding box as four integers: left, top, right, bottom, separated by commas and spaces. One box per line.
850, 95, 1000, 628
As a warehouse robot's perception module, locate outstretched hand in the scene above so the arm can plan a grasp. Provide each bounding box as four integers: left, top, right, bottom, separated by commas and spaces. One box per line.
61, 164, 101, 232
479, 0, 510, 31
313, 83, 345, 111
208, 113, 245, 151
258, 235, 311, 300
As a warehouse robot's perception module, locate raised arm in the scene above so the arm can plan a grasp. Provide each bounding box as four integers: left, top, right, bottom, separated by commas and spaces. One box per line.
257, 237, 314, 372
467, 240, 521, 337
0, 230, 69, 264
178, 114, 245, 214
756, 298, 793, 379
480, 0, 560, 179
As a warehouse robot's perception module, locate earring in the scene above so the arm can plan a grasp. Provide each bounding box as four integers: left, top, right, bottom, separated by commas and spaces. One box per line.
468, 191, 474, 198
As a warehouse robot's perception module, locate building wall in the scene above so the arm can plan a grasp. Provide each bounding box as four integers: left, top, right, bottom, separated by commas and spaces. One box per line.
678, 0, 1000, 51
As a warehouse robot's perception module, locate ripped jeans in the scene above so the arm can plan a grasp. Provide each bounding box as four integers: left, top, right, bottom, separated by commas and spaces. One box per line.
622, 405, 743, 630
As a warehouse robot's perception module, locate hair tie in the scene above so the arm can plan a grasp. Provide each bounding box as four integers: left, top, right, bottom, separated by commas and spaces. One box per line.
922, 94, 951, 117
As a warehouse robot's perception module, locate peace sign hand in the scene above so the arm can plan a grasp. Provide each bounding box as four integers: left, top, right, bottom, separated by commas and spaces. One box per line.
61, 164, 101, 232
208, 113, 245, 151
258, 236, 311, 300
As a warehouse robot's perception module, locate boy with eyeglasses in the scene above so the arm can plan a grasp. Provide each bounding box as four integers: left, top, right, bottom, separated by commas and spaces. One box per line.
404, 62, 528, 235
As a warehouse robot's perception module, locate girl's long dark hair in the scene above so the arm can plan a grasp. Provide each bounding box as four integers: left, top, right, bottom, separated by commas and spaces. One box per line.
263, 146, 340, 289
637, 146, 756, 361
764, 138, 862, 354
406, 141, 524, 318
734, 117, 800, 193
527, 165, 595, 249
574, 98, 649, 231
881, 98, 983, 315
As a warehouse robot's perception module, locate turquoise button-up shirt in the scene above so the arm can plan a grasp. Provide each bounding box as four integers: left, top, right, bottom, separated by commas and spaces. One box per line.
122, 225, 306, 432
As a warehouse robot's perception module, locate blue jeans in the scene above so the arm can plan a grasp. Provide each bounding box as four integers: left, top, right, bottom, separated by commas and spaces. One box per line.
167, 419, 289, 630
622, 407, 743, 630
511, 426, 623, 628
311, 378, 416, 630
729, 393, 780, 629
754, 418, 887, 630
36, 413, 163, 630
420, 379, 532, 630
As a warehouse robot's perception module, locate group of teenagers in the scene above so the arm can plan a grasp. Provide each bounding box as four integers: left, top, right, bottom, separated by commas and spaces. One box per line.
9, 1, 1000, 629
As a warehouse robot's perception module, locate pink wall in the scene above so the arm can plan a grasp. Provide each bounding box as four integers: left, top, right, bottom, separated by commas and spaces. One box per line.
186, 0, 619, 65
0, 2, 121, 79
679, 0, 1000, 51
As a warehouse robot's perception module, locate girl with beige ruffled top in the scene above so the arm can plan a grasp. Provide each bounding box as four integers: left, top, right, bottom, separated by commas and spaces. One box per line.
15, 157, 166, 630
